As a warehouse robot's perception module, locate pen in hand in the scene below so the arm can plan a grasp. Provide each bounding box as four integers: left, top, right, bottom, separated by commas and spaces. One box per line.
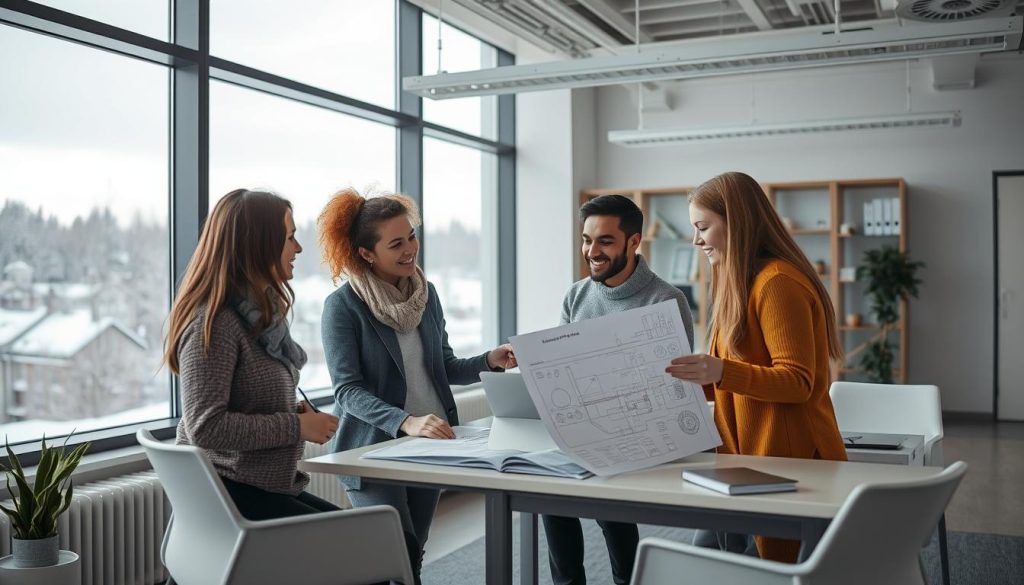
297, 386, 321, 413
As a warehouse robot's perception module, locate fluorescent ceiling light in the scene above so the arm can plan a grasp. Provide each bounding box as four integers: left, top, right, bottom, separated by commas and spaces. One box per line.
607, 111, 961, 147
404, 17, 1022, 99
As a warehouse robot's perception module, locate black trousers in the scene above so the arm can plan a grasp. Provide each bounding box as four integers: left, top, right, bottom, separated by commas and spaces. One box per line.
220, 477, 340, 521
542, 515, 639, 585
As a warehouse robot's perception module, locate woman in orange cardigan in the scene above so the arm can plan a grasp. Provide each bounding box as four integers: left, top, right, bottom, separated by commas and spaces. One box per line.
665, 171, 847, 563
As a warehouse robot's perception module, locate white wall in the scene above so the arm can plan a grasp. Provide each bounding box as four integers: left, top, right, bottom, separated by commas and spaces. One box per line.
578, 54, 1024, 413
516, 88, 576, 334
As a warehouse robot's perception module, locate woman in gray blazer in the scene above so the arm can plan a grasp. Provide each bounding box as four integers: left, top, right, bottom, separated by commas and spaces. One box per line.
319, 188, 516, 583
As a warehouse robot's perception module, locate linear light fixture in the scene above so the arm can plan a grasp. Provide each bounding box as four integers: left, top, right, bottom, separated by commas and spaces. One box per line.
403, 17, 1022, 99
607, 111, 961, 146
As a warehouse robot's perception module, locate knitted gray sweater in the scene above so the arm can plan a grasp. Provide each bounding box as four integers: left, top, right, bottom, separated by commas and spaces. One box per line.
561, 255, 695, 348
175, 307, 308, 495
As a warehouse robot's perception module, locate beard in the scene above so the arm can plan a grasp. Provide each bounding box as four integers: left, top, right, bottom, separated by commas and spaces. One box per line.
589, 243, 630, 284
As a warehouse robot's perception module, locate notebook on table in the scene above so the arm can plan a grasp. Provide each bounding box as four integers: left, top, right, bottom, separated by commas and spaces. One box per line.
682, 467, 798, 496
841, 432, 909, 450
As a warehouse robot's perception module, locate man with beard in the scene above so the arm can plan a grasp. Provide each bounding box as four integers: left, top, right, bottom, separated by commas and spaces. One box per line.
542, 194, 695, 585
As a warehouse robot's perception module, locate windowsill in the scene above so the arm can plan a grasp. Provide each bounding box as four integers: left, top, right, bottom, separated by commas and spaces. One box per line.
1, 383, 489, 500
1, 444, 154, 500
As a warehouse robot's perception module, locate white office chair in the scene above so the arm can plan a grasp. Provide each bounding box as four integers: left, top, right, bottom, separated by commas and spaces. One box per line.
829, 381, 950, 584
829, 382, 944, 466
630, 461, 967, 585
137, 429, 415, 585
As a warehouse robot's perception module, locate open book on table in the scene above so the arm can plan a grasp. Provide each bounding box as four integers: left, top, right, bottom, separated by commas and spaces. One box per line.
362, 426, 593, 480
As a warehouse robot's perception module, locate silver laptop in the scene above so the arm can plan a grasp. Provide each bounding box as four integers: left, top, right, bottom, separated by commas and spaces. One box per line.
480, 372, 558, 452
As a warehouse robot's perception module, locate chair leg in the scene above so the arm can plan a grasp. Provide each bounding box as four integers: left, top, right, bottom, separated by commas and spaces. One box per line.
938, 513, 950, 585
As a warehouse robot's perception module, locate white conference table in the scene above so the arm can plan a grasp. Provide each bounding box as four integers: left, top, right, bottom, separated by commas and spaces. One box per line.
301, 436, 943, 585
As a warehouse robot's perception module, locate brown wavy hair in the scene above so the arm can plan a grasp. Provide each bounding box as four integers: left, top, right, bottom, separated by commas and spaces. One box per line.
689, 172, 842, 362
318, 188, 421, 283
162, 189, 294, 374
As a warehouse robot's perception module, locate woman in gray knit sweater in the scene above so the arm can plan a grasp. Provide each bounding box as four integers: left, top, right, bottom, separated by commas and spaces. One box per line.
163, 189, 341, 520
318, 189, 516, 583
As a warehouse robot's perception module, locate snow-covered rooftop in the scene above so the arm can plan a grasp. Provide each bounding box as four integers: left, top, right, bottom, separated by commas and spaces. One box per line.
8, 309, 146, 359
0, 307, 47, 345
31, 282, 99, 301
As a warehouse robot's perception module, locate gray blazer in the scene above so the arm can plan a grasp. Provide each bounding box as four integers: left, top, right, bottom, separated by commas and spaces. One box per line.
321, 281, 492, 489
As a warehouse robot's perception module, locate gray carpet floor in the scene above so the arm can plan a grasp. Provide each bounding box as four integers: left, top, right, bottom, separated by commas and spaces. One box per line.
422, 520, 1024, 584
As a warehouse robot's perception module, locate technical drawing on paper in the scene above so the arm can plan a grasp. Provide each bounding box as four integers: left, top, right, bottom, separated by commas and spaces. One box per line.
522, 308, 718, 473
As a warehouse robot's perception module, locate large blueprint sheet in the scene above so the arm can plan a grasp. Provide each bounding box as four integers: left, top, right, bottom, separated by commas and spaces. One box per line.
510, 300, 721, 476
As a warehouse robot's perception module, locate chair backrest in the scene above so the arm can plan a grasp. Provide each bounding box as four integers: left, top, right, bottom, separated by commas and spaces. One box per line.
804, 461, 967, 585
829, 381, 944, 463
137, 429, 242, 584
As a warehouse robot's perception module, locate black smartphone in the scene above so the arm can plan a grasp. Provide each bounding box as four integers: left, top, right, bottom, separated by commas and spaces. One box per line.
297, 387, 321, 413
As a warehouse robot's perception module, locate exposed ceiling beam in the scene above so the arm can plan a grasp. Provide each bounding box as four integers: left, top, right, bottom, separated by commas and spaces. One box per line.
645, 14, 757, 36
734, 0, 774, 30
577, 0, 652, 43
620, 0, 719, 12
531, 0, 624, 50
634, 3, 749, 25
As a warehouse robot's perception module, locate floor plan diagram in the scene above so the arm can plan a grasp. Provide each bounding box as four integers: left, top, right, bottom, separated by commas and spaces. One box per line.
511, 300, 721, 476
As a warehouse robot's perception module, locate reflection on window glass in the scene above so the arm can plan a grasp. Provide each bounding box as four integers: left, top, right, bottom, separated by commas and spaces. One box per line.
212, 0, 395, 108
423, 137, 497, 358
210, 81, 396, 392
0, 24, 171, 444
422, 14, 497, 139
33, 0, 169, 40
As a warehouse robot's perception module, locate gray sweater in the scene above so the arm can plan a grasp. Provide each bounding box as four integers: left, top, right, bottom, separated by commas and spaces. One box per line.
175, 307, 308, 495
561, 255, 695, 348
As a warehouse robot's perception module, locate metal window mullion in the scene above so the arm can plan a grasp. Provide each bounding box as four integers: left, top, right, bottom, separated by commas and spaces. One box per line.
0, 0, 191, 66
209, 56, 418, 128
398, 0, 424, 256
496, 48, 517, 343
170, 0, 209, 418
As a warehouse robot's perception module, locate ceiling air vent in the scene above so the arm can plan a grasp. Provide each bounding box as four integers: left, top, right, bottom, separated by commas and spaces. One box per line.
896, 0, 1017, 22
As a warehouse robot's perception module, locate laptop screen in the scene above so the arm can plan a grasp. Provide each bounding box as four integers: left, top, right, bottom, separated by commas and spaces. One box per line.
480, 372, 541, 419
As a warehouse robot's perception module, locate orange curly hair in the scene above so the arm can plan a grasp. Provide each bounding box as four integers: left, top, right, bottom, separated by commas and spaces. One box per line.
318, 188, 421, 283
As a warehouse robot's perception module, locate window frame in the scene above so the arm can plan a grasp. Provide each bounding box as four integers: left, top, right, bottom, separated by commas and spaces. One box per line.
0, 0, 516, 467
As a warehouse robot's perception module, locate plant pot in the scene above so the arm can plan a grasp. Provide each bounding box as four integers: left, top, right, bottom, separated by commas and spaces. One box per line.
12, 534, 59, 568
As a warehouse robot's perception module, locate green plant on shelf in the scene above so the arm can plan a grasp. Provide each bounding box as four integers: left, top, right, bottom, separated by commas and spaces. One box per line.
852, 246, 924, 383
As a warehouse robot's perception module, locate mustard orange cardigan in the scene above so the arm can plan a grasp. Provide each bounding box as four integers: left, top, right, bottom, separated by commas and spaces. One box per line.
708, 259, 846, 561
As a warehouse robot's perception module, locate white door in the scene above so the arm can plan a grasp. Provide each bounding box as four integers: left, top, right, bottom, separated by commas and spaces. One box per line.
997, 173, 1024, 421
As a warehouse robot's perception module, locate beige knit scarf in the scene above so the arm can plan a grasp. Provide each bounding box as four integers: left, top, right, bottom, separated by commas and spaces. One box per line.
349, 265, 428, 333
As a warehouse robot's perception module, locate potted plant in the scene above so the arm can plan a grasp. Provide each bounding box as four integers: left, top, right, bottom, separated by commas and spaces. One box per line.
855, 245, 924, 383
0, 435, 89, 568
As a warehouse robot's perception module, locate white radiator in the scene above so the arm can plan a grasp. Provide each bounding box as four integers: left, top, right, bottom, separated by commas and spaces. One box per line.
1, 470, 168, 585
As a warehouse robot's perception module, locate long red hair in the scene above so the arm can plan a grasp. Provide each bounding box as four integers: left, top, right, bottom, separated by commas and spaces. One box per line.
690, 172, 842, 362
318, 188, 420, 284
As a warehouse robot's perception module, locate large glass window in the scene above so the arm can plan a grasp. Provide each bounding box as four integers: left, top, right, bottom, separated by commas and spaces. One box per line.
212, 0, 395, 108
210, 81, 397, 392
422, 14, 498, 139
0, 24, 171, 444
0, 1, 513, 453
32, 0, 170, 40
422, 137, 498, 358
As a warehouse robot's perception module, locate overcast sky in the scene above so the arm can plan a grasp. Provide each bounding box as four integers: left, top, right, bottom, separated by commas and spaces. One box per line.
1, 1, 492, 230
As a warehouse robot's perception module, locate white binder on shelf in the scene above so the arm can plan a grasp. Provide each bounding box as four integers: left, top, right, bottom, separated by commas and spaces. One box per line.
873, 199, 884, 237
864, 201, 875, 236
891, 197, 901, 235
882, 198, 893, 235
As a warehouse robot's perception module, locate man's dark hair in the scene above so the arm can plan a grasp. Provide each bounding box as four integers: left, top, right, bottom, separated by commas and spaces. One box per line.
579, 194, 644, 238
